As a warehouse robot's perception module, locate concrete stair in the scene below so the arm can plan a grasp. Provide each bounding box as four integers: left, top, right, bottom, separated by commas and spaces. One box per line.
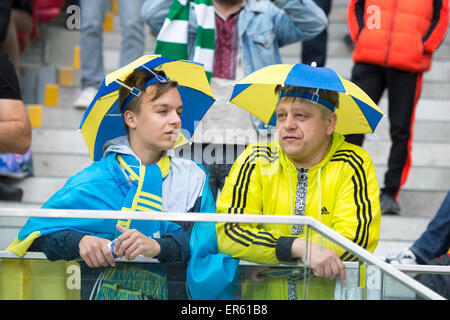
0, 0, 449, 260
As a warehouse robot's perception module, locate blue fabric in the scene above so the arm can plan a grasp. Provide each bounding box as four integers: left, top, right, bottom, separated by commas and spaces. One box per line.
187, 222, 240, 300
353, 96, 384, 132
185, 163, 240, 300
284, 63, 346, 92
178, 86, 215, 138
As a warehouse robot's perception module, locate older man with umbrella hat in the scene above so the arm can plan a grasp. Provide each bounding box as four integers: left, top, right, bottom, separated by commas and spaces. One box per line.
216, 63, 382, 300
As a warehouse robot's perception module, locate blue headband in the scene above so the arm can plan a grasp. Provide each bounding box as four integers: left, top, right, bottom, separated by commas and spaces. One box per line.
279, 90, 335, 112
121, 75, 170, 113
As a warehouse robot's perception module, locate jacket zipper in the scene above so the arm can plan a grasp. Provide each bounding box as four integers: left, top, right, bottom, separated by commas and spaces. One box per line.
384, 0, 399, 66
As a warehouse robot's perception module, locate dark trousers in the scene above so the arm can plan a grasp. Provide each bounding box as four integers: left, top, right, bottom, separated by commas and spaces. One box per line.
345, 63, 423, 199
301, 0, 332, 67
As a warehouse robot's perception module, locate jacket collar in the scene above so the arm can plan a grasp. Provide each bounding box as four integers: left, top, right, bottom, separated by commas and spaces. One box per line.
238, 0, 264, 37
102, 135, 170, 164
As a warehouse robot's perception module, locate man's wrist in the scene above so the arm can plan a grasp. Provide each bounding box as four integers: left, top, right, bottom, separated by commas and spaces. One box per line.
291, 237, 306, 261
276, 236, 299, 262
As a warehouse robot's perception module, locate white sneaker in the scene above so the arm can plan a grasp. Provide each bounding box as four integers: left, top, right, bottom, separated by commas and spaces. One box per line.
74, 86, 98, 110
385, 248, 418, 265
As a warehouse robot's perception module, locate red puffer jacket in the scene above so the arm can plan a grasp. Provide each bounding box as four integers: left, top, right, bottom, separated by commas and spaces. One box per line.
348, 0, 448, 73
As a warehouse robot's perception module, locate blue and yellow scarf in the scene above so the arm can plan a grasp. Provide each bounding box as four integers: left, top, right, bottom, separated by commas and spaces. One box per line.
95, 154, 172, 300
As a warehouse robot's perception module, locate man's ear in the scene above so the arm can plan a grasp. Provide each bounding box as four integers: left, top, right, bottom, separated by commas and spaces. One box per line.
124, 110, 137, 129
326, 113, 337, 136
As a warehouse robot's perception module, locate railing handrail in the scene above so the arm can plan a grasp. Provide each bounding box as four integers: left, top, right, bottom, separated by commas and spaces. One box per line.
393, 264, 450, 275
0, 208, 445, 300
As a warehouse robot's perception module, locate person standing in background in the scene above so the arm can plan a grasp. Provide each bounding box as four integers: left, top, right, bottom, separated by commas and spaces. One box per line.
346, 0, 448, 215
73, 0, 145, 109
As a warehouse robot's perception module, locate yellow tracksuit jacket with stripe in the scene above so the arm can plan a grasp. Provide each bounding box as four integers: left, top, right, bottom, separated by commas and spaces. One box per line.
216, 132, 381, 299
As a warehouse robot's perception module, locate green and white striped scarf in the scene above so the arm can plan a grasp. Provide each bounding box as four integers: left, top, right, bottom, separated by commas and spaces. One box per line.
155, 0, 215, 81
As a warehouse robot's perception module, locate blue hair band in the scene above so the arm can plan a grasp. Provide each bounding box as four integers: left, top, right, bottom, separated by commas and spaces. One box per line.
121, 75, 169, 113
279, 90, 335, 112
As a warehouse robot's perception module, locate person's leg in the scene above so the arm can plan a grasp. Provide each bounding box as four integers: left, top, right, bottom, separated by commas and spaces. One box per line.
382, 68, 422, 200
117, 0, 145, 67
79, 0, 108, 89
410, 190, 450, 263
301, 0, 332, 67
74, 0, 108, 109
344, 63, 386, 146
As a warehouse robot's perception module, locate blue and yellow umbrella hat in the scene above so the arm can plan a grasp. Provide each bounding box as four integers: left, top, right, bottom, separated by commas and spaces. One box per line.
79, 54, 216, 161
230, 63, 384, 135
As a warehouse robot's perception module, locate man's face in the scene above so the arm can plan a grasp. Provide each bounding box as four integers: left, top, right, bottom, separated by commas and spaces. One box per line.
276, 98, 336, 167
126, 86, 183, 154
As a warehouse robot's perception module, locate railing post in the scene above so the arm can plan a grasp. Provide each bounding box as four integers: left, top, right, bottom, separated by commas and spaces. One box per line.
334, 261, 364, 300
366, 264, 383, 300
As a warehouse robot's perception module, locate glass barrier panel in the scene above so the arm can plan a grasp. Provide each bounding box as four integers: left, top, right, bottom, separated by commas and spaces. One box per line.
0, 212, 446, 300
0, 258, 81, 300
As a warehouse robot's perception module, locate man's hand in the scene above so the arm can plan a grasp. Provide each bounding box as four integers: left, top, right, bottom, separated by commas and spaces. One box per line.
291, 238, 346, 284
79, 235, 116, 268
114, 224, 161, 260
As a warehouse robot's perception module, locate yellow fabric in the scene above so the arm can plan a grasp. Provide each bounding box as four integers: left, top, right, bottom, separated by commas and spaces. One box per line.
0, 259, 80, 300
216, 132, 381, 299
6, 231, 41, 257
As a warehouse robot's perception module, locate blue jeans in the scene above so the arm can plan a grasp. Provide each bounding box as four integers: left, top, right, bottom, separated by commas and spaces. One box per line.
411, 190, 450, 263
80, 0, 144, 89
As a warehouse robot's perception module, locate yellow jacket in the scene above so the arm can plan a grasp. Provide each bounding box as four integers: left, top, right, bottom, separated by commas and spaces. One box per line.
216, 132, 380, 299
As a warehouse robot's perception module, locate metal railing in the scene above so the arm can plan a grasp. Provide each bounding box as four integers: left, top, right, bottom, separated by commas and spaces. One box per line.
0, 208, 446, 300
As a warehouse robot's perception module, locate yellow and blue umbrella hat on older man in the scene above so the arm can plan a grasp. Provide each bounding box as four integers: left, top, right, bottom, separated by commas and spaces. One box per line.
79, 54, 215, 161
229, 63, 384, 135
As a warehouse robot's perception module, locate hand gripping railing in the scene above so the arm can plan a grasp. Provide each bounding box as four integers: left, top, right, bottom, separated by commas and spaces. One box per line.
0, 208, 446, 300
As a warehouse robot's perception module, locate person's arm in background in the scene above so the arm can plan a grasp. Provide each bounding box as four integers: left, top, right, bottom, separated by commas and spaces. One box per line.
140, 0, 172, 36
347, 0, 365, 42
0, 50, 31, 154
422, 0, 448, 54
271, 0, 328, 47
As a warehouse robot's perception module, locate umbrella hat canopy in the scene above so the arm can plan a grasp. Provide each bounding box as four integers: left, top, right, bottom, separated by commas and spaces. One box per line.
79, 55, 215, 161
230, 63, 383, 135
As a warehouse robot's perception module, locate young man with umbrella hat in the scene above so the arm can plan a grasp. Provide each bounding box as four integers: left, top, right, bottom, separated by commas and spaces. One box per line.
5, 57, 223, 300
